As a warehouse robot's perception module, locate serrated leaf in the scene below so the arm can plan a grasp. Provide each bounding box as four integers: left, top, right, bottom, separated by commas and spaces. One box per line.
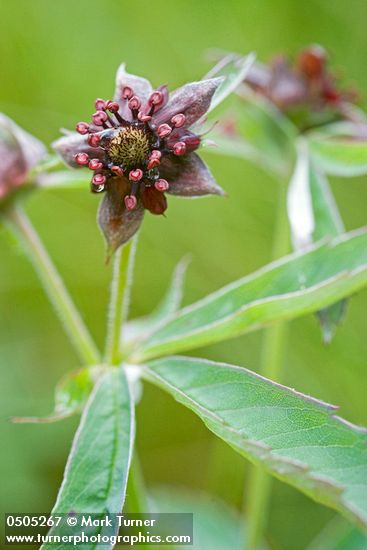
123, 257, 189, 347
42, 367, 134, 550
287, 138, 346, 342
143, 356, 367, 530
309, 135, 367, 177
204, 52, 256, 113
12, 366, 102, 423
135, 228, 367, 361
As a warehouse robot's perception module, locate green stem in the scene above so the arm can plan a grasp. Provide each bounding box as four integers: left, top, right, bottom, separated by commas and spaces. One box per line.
102, 237, 151, 523
245, 183, 289, 550
104, 236, 137, 365
5, 205, 100, 366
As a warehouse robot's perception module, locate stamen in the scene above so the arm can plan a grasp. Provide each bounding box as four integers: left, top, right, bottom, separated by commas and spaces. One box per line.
147, 158, 160, 169
171, 113, 186, 128
149, 90, 164, 107
173, 141, 186, 155
92, 173, 107, 185
105, 100, 120, 113
105, 100, 126, 125
122, 86, 134, 99
155, 179, 169, 192
111, 166, 124, 177
128, 96, 141, 111
125, 195, 137, 211
138, 112, 152, 122
95, 98, 107, 110
147, 150, 162, 169
92, 110, 109, 127
88, 134, 101, 147
157, 124, 172, 138
76, 122, 90, 135
75, 152, 90, 165
129, 169, 143, 182
89, 158, 103, 171
150, 150, 162, 160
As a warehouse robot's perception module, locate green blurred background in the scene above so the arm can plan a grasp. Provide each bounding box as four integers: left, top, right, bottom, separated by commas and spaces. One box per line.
1, 1, 367, 548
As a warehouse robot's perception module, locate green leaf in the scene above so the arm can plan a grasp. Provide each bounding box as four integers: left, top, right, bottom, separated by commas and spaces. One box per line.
135, 228, 367, 361
12, 366, 101, 423
308, 517, 367, 550
123, 257, 189, 347
143, 356, 367, 530
204, 52, 256, 114
309, 134, 367, 177
207, 93, 297, 178
42, 367, 134, 550
152, 486, 269, 550
287, 138, 346, 342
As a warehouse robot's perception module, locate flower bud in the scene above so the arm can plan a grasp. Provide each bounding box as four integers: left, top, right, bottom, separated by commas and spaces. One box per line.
0, 114, 46, 205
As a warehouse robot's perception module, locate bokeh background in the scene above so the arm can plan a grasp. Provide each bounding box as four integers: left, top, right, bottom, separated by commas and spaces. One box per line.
1, 1, 367, 548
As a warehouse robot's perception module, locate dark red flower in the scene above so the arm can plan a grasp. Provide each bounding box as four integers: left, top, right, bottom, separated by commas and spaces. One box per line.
0, 114, 46, 206
243, 45, 359, 130
53, 64, 224, 253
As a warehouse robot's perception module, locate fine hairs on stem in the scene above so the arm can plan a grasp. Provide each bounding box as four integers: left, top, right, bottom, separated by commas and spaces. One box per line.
5, 205, 101, 366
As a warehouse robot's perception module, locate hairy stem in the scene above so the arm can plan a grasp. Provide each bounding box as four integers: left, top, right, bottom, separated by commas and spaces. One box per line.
245, 183, 289, 550
5, 205, 100, 365
104, 237, 137, 365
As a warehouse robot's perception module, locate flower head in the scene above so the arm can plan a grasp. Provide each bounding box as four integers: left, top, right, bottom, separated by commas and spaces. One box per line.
54, 64, 224, 254
0, 114, 46, 207
244, 45, 358, 130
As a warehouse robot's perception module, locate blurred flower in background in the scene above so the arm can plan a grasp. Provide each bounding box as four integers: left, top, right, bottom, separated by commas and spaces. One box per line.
0, 114, 46, 208
243, 44, 361, 130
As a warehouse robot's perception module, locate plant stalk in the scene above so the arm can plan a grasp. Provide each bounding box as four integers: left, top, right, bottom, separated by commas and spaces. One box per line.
245, 183, 289, 550
5, 205, 100, 366
103, 236, 151, 518
104, 236, 137, 365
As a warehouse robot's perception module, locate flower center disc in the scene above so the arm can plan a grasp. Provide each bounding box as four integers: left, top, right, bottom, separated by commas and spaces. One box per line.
107, 127, 150, 167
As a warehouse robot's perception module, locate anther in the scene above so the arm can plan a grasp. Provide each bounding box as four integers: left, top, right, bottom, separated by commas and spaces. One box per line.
87, 134, 101, 147
129, 169, 143, 182
122, 86, 134, 99
128, 96, 141, 111
138, 111, 152, 122
92, 173, 107, 185
173, 141, 186, 155
157, 124, 172, 138
95, 98, 106, 110
75, 152, 90, 165
105, 100, 120, 113
148, 91, 164, 107
111, 166, 124, 177
147, 150, 162, 169
147, 158, 160, 170
171, 113, 186, 128
92, 111, 108, 126
125, 195, 137, 211
155, 179, 169, 192
150, 150, 162, 160
76, 122, 90, 135
89, 158, 103, 171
